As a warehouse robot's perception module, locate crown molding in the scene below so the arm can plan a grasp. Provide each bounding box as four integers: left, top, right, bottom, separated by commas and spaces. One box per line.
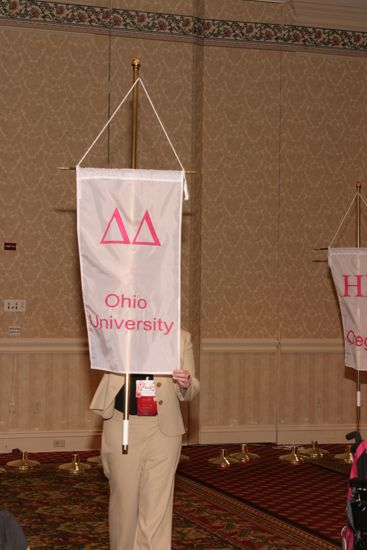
289, 0, 367, 31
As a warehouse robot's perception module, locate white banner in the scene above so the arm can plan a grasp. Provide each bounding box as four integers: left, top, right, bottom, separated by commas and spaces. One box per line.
76, 167, 183, 374
329, 247, 367, 371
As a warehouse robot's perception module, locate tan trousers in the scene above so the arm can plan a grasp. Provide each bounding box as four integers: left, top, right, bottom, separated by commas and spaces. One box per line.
101, 411, 182, 550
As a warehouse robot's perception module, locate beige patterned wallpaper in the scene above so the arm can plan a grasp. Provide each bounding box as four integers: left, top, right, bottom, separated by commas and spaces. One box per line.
201, 46, 281, 338
1, 28, 109, 338
0, 27, 200, 338
200, 40, 367, 339
279, 52, 367, 338
1, 0, 367, 343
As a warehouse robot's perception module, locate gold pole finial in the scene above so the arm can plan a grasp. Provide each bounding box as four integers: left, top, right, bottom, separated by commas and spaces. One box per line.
131, 57, 141, 73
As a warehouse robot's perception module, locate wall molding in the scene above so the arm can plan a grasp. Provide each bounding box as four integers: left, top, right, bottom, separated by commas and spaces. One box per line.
200, 423, 361, 445
201, 337, 344, 354
0, 429, 102, 452
0, 337, 90, 354
199, 424, 276, 444
291, 0, 367, 32
276, 423, 361, 445
280, 338, 345, 353
0, 336, 345, 355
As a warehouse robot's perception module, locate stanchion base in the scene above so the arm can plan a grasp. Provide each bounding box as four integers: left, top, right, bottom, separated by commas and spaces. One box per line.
334, 445, 354, 464
279, 446, 306, 465
298, 441, 328, 460
86, 455, 103, 466
7, 451, 40, 472
209, 448, 239, 468
58, 453, 91, 474
179, 453, 190, 462
229, 443, 260, 463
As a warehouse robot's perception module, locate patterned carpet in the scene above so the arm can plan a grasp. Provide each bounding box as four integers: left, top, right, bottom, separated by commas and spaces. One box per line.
177, 443, 350, 548
0, 445, 349, 549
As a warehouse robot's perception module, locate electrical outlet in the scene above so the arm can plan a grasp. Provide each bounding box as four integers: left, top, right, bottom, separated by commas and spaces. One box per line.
8, 402, 16, 413
4, 300, 26, 312
53, 439, 66, 448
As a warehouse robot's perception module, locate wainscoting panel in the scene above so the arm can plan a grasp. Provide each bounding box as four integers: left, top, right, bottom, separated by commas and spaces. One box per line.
200, 338, 366, 444
0, 339, 103, 452
1, 337, 365, 450
277, 339, 363, 444
199, 339, 278, 444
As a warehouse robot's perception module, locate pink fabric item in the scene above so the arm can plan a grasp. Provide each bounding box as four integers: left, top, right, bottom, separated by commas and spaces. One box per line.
348, 441, 367, 500
341, 524, 354, 550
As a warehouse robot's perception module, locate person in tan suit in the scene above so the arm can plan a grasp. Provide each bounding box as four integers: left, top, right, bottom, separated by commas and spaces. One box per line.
90, 329, 199, 550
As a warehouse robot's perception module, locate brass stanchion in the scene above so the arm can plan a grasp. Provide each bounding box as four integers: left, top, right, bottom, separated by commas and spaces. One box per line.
58, 453, 91, 474
228, 443, 260, 463
122, 57, 141, 455
208, 448, 239, 468
179, 452, 190, 462
279, 445, 306, 465
131, 56, 140, 169
335, 445, 354, 464
7, 451, 40, 472
86, 454, 103, 466
298, 441, 329, 460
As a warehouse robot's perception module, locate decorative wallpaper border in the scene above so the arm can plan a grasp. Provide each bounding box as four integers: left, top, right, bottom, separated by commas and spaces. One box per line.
1, 0, 367, 53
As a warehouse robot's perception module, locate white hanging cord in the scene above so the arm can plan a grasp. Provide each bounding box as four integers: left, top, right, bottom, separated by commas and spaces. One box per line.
360, 192, 367, 210
329, 192, 358, 248
137, 79, 189, 200
77, 77, 189, 200
78, 78, 141, 166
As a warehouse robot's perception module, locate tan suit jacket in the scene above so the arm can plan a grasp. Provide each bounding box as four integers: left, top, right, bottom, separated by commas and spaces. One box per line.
90, 330, 199, 437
